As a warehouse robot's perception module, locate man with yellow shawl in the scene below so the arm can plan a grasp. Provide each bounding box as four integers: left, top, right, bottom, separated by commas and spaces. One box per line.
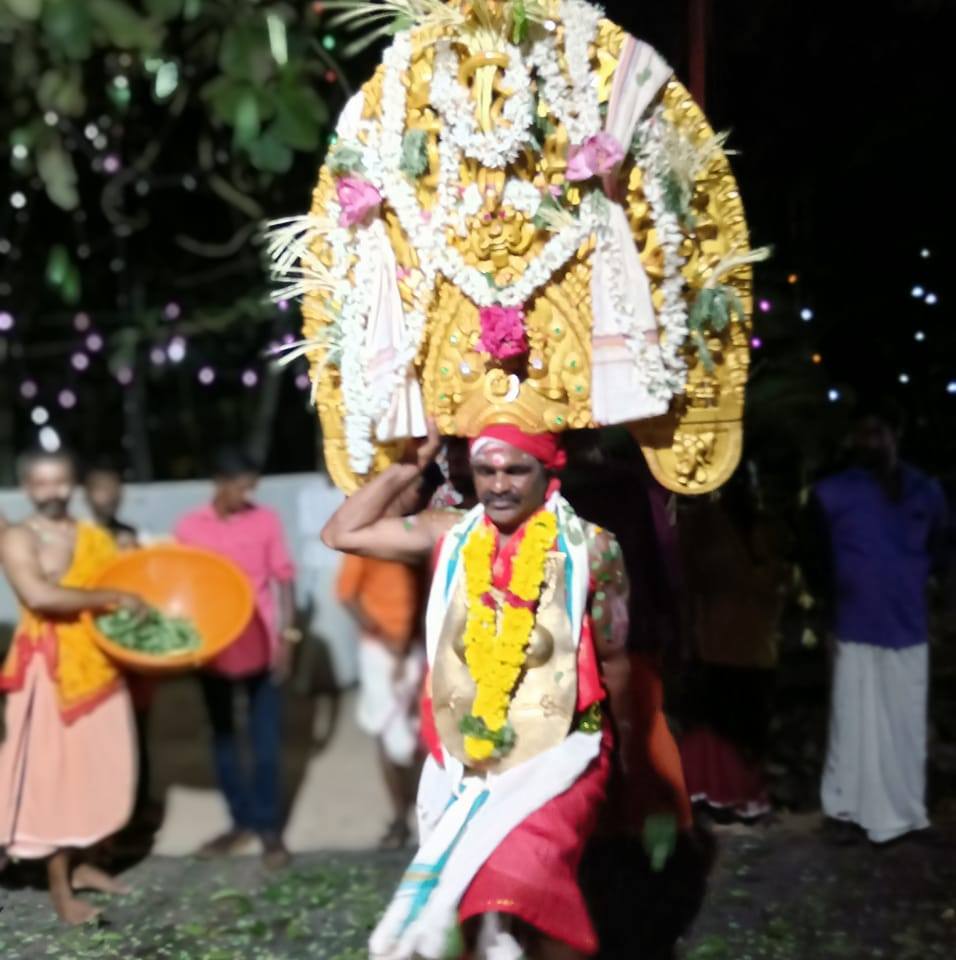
0, 448, 146, 924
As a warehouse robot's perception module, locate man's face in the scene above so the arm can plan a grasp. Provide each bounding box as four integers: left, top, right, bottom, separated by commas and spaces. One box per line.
85, 470, 122, 520
852, 416, 898, 470
25, 458, 75, 520
471, 441, 548, 533
215, 472, 259, 513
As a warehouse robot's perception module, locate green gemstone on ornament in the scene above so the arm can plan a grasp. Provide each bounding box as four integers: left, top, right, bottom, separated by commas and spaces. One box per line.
592, 606, 604, 620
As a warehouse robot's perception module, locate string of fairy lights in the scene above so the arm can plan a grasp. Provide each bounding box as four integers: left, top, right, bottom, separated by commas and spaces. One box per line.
749, 247, 947, 406
1, 244, 949, 457
0, 296, 312, 455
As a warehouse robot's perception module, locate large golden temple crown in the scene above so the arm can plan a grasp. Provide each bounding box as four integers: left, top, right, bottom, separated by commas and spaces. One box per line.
271, 0, 757, 494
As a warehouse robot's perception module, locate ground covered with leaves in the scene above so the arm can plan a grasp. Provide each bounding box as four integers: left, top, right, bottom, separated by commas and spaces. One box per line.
0, 854, 403, 960
680, 817, 956, 960
1, 821, 954, 959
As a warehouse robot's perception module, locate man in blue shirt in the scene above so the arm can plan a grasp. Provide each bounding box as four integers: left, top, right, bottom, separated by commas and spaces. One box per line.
806, 401, 948, 843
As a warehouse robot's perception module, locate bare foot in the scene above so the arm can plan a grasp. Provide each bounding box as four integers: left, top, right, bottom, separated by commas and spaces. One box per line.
71, 863, 131, 895
52, 892, 103, 926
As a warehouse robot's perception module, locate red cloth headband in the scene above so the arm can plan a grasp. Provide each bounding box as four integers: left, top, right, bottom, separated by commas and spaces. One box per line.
469, 424, 567, 471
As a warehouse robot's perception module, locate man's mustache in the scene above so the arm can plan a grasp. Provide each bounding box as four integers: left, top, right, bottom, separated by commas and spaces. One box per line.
36, 498, 69, 517
482, 492, 520, 507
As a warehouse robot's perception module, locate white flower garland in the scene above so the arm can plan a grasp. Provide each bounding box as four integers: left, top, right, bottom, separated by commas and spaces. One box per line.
460, 183, 484, 218
367, 33, 595, 311
438, 210, 596, 309
593, 212, 673, 400
430, 38, 535, 169
338, 226, 378, 471
631, 106, 689, 392
453, 180, 541, 235
527, 0, 602, 145
501, 179, 543, 218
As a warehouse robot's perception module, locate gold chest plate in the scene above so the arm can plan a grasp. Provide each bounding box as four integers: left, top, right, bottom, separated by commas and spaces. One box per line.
431, 553, 578, 774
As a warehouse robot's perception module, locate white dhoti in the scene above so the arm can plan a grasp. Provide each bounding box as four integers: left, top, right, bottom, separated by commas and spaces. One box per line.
821, 641, 929, 843
356, 636, 424, 767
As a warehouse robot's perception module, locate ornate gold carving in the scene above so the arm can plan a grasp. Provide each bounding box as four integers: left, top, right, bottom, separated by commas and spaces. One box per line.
304, 17, 753, 494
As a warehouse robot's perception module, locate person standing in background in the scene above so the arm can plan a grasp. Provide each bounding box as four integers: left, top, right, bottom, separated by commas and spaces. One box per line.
175, 449, 298, 869
84, 460, 138, 550
337, 554, 424, 849
804, 402, 949, 844
678, 471, 787, 824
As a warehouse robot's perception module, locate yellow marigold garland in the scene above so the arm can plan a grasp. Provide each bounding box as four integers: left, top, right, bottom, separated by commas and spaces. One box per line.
460, 510, 558, 762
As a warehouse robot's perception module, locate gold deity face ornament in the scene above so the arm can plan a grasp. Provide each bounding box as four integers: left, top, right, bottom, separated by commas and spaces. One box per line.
270, 0, 762, 495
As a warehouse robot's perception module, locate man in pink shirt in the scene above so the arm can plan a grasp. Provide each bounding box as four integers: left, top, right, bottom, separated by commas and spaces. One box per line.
175, 449, 299, 869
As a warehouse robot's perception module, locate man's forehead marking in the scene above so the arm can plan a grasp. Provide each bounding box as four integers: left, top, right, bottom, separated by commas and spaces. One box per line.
471, 440, 536, 466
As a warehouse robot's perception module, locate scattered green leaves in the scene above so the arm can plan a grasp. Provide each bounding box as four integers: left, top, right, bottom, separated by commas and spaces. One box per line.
511, 0, 528, 44
688, 284, 745, 371
327, 140, 365, 175
399, 128, 429, 179
459, 713, 516, 755
96, 608, 202, 656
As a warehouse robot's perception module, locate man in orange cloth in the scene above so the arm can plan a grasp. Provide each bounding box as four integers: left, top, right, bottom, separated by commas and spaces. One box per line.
324, 423, 631, 960
0, 449, 146, 924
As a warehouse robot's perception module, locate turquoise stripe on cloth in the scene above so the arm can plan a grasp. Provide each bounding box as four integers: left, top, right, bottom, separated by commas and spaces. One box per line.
557, 531, 574, 622
398, 788, 489, 934
444, 515, 479, 600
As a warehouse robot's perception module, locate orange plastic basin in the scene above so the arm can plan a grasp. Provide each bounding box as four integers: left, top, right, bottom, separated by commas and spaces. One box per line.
82, 544, 254, 674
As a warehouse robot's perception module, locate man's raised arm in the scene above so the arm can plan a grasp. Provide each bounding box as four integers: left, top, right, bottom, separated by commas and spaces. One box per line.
321, 423, 454, 564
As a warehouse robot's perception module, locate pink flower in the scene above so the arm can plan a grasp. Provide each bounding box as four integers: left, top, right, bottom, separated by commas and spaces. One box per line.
565, 132, 626, 182
336, 175, 382, 227
477, 306, 528, 361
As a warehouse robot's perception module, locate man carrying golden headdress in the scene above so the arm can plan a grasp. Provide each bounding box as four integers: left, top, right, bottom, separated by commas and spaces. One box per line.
324, 421, 630, 959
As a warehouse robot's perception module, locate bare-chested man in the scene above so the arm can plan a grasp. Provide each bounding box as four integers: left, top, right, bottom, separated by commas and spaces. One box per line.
323, 422, 631, 960
0, 448, 146, 923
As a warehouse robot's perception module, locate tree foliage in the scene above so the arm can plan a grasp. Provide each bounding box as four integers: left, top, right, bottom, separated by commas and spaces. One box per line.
0, 0, 348, 479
